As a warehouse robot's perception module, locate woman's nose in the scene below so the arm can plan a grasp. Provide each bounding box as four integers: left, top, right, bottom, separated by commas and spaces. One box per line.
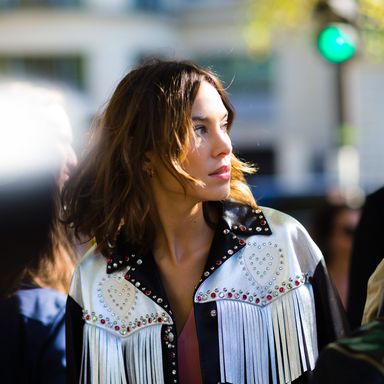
213, 128, 232, 157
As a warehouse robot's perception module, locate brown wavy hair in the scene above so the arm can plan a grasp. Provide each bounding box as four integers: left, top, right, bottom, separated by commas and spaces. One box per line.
62, 60, 257, 255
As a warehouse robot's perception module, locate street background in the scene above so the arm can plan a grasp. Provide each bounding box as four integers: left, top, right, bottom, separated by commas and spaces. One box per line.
1, 0, 383, 224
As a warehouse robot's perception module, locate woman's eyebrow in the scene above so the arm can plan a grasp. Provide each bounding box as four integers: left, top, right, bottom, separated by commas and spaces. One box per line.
192, 112, 228, 122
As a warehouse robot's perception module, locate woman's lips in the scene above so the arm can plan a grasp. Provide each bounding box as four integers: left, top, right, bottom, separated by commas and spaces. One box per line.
209, 165, 231, 180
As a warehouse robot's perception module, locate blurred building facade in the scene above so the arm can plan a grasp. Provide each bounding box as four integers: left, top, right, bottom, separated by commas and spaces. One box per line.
0, 0, 383, 200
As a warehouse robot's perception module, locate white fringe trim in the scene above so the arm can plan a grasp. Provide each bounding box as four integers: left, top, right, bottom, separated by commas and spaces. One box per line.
81, 324, 164, 384
217, 285, 318, 384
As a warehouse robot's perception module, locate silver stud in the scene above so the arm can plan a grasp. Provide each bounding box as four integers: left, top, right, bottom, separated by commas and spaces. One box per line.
227, 249, 233, 255
204, 271, 210, 277
223, 229, 230, 234
135, 282, 140, 287
256, 227, 262, 232
168, 332, 175, 342
157, 298, 163, 304
113, 263, 118, 268
137, 259, 142, 265
210, 310, 217, 317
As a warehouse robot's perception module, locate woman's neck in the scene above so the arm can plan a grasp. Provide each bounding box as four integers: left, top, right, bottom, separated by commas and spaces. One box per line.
153, 200, 215, 265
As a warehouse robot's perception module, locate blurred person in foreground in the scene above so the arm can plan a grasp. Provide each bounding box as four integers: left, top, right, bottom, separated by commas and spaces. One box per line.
0, 82, 78, 383
311, 257, 384, 384
63, 60, 347, 384
312, 202, 361, 308
347, 187, 384, 329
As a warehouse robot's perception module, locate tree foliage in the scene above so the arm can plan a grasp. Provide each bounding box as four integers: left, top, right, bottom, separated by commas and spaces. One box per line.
245, 0, 384, 61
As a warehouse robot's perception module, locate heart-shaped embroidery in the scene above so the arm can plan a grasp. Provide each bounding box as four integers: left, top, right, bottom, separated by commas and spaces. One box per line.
100, 273, 137, 320
241, 241, 284, 287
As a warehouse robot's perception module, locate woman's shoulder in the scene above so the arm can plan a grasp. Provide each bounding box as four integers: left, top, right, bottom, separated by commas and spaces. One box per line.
225, 200, 307, 232
76, 244, 106, 274
225, 201, 323, 266
69, 245, 106, 303
259, 206, 308, 232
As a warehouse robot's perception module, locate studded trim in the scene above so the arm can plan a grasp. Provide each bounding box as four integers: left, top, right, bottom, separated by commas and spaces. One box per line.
195, 273, 308, 306
230, 208, 272, 236
82, 308, 172, 336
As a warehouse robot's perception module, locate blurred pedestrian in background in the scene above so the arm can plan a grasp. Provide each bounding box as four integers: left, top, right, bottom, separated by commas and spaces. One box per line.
0, 82, 78, 383
347, 187, 384, 329
312, 201, 361, 308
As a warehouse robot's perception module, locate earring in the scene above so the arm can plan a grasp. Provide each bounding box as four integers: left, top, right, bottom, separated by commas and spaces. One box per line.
146, 168, 154, 178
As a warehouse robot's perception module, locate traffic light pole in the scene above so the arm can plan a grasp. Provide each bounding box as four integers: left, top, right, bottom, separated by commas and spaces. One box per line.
335, 63, 345, 146
333, 62, 362, 205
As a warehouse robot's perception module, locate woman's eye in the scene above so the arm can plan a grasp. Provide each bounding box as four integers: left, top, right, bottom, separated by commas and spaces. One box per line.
221, 123, 229, 132
194, 125, 207, 136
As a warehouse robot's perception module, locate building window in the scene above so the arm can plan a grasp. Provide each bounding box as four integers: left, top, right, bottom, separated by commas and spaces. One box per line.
196, 54, 274, 94
0, 0, 81, 9
0, 55, 85, 90
135, 0, 161, 11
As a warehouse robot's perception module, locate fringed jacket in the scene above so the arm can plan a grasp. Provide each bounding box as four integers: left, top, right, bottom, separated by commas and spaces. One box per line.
66, 201, 347, 384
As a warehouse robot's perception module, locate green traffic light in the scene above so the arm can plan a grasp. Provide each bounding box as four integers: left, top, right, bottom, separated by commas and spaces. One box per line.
317, 24, 357, 63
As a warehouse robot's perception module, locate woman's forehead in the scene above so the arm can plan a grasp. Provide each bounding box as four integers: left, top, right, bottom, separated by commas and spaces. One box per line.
191, 81, 227, 118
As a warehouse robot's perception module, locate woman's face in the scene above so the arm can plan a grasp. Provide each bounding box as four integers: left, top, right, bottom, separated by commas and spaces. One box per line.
149, 80, 232, 204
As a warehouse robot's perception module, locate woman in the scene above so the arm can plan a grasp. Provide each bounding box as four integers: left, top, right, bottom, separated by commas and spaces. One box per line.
64, 60, 346, 384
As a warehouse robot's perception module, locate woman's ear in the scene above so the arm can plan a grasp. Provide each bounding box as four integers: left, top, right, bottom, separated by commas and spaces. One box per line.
143, 152, 155, 177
